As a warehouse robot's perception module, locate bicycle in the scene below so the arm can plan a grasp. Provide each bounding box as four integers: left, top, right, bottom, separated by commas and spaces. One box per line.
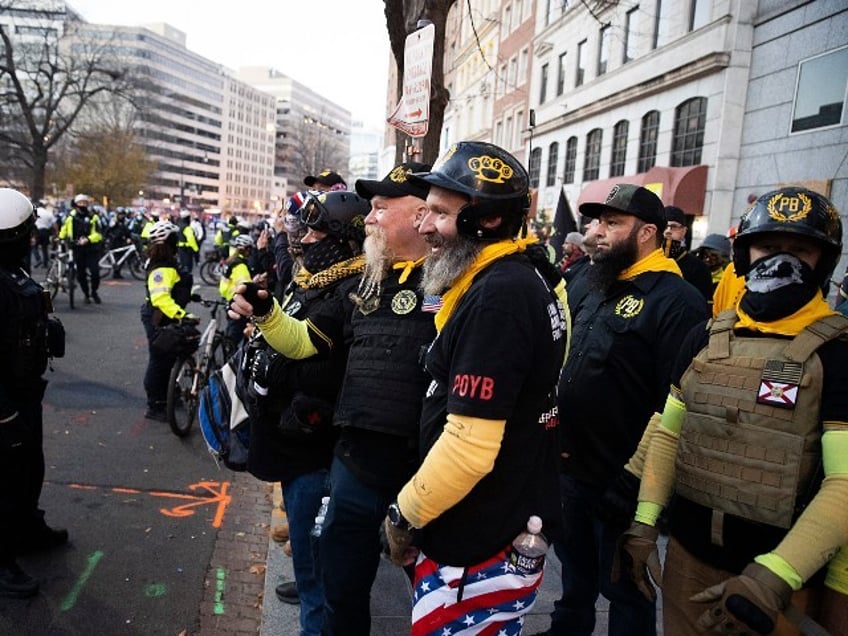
98, 240, 145, 280
44, 242, 77, 309
199, 247, 226, 286
166, 297, 234, 437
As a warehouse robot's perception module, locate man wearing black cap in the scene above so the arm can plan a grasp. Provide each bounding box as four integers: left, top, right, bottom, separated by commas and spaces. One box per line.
546, 183, 707, 636
303, 169, 347, 192
662, 206, 713, 301
229, 162, 435, 636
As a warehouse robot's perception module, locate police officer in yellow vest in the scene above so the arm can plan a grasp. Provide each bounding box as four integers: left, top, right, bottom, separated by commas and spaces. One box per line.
616, 187, 848, 635
58, 194, 103, 304
177, 210, 199, 272
219, 233, 255, 347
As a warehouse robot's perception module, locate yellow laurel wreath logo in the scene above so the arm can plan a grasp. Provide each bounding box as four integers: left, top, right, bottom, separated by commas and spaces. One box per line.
615, 295, 644, 319
389, 166, 409, 183
468, 155, 514, 184
766, 192, 812, 223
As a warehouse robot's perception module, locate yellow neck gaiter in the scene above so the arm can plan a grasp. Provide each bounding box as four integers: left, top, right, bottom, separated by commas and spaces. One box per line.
435, 236, 537, 333
735, 294, 836, 337
619, 248, 682, 280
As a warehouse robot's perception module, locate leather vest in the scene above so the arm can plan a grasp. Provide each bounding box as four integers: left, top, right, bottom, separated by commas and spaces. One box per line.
676, 310, 848, 530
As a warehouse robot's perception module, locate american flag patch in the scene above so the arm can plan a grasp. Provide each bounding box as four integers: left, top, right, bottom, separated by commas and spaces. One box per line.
422, 295, 443, 313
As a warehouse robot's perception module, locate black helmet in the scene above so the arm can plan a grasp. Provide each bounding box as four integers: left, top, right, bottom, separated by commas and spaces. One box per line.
733, 187, 842, 289
410, 141, 530, 240
299, 191, 369, 244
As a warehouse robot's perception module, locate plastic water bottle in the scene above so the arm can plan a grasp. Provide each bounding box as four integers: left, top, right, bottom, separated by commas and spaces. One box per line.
509, 515, 548, 575
310, 496, 330, 538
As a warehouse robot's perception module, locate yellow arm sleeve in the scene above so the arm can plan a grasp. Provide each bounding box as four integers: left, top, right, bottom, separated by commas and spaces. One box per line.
396, 414, 506, 529
554, 280, 571, 365
825, 546, 848, 594
756, 427, 848, 590
256, 302, 319, 360
634, 392, 686, 526
625, 412, 662, 479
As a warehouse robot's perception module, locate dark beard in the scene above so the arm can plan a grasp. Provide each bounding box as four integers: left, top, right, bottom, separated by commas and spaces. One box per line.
420, 233, 482, 296
588, 229, 640, 293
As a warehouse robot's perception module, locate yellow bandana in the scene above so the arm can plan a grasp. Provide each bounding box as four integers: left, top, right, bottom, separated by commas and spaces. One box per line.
393, 257, 427, 284
434, 237, 537, 333
618, 248, 682, 280
735, 295, 836, 336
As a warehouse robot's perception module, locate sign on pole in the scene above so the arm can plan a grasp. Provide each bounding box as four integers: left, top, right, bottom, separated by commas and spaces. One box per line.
387, 23, 435, 138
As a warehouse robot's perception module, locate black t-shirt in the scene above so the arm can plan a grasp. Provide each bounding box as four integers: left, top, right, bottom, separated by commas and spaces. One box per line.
667, 320, 848, 574
418, 254, 567, 566
560, 270, 708, 487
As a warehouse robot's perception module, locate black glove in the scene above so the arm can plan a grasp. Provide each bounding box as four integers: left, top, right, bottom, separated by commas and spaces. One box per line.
596, 469, 641, 528
240, 282, 274, 316
0, 413, 29, 451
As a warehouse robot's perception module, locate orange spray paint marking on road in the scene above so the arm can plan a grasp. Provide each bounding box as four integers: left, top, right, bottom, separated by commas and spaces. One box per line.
59, 481, 232, 528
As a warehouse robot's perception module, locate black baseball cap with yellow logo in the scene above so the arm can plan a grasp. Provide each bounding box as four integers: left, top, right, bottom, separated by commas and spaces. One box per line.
579, 183, 666, 231
355, 162, 431, 201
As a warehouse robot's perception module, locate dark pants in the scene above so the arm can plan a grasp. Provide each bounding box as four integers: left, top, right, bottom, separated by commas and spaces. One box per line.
141, 308, 177, 410
74, 247, 100, 297
178, 248, 195, 274
283, 471, 329, 636
0, 398, 47, 563
549, 474, 658, 636
319, 457, 394, 636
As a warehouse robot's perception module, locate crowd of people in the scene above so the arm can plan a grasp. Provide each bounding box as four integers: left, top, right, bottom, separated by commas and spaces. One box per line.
1, 143, 847, 636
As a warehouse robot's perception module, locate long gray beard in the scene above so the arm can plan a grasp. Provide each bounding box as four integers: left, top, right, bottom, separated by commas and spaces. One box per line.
350, 229, 390, 313
420, 235, 482, 296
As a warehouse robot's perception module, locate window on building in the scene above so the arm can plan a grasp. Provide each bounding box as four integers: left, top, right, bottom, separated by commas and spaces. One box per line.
557, 52, 567, 96
515, 110, 525, 148
563, 136, 578, 183
576, 39, 587, 87
689, 0, 710, 31
610, 120, 629, 177
519, 48, 529, 85
791, 46, 848, 133
540, 63, 549, 104
509, 57, 518, 89
547, 142, 559, 186
598, 25, 610, 76
500, 63, 508, 95
503, 5, 512, 38
545, 0, 553, 26
495, 120, 504, 146
624, 6, 639, 63
583, 128, 602, 181
671, 97, 707, 166
529, 147, 543, 188
505, 116, 514, 151
637, 110, 660, 172
654, 0, 672, 49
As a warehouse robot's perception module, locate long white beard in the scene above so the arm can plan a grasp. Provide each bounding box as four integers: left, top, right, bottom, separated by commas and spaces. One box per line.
420, 234, 482, 297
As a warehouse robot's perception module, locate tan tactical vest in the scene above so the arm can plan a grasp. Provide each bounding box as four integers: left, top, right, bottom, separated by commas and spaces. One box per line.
676, 310, 848, 535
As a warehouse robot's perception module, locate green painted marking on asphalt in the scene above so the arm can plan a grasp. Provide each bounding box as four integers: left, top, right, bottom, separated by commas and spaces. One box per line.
145, 583, 167, 597
61, 550, 104, 612
214, 567, 226, 615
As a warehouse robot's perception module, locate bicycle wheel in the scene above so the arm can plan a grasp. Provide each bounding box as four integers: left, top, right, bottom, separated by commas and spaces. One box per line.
167, 355, 198, 437
199, 260, 220, 286
66, 263, 76, 309
206, 335, 231, 374
128, 252, 146, 280
99, 255, 113, 279
44, 260, 60, 299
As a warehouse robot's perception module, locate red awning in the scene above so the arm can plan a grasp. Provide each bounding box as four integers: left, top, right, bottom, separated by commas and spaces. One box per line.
576, 165, 708, 216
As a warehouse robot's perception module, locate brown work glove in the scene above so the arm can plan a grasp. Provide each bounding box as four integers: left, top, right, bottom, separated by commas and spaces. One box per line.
382, 516, 416, 567
611, 522, 663, 602
691, 562, 793, 634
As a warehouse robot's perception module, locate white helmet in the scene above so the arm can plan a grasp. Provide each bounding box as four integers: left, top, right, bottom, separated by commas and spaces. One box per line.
0, 188, 36, 244
74, 193, 90, 205
231, 234, 255, 249
148, 220, 180, 244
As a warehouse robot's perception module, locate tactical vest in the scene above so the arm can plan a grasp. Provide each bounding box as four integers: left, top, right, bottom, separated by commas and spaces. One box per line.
676, 310, 848, 531
0, 267, 50, 381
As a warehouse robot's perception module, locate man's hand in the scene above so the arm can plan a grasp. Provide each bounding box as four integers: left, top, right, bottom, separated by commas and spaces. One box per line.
229, 282, 272, 320
382, 516, 418, 567
691, 563, 792, 634
612, 522, 662, 602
